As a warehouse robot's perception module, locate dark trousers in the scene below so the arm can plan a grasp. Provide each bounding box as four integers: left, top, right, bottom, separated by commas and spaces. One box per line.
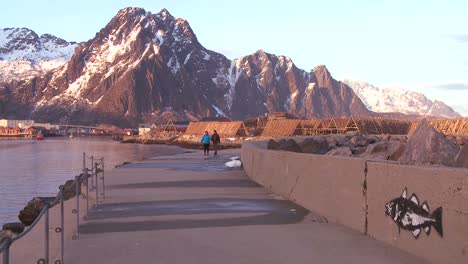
203, 144, 210, 155
213, 143, 219, 155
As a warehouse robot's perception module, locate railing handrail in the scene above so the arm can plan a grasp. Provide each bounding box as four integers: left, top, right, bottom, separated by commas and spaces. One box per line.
12, 204, 51, 242
1, 152, 105, 264
0, 203, 52, 255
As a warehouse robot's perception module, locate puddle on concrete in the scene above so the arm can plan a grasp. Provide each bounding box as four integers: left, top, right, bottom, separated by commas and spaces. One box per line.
88, 198, 307, 220
81, 198, 312, 234
110, 179, 260, 189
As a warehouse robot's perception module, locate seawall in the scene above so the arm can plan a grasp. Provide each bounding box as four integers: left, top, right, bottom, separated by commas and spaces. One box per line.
241, 140, 468, 264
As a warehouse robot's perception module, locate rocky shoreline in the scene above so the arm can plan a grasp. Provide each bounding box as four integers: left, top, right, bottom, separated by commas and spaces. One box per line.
267, 119, 467, 168
0, 173, 89, 245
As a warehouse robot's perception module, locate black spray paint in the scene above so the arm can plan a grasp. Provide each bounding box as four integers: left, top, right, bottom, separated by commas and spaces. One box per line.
385, 188, 443, 239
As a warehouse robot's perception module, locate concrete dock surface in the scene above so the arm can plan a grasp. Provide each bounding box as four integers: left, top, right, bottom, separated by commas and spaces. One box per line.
65, 148, 428, 264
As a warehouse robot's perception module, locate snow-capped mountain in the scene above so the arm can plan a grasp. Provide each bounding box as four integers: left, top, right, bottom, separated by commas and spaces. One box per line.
342, 79, 461, 118
0, 28, 77, 83
0, 7, 372, 126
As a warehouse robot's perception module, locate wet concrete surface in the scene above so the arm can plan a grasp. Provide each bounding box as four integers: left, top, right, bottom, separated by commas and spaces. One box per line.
122, 153, 241, 171
64, 149, 428, 264
86, 198, 306, 221
81, 198, 309, 234
109, 179, 260, 189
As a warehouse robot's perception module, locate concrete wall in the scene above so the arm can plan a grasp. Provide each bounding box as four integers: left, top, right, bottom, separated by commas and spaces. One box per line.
242, 141, 468, 264
242, 141, 366, 232
367, 162, 468, 264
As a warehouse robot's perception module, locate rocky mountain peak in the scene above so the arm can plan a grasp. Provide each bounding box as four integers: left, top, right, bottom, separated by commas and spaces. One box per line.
157, 8, 175, 20
343, 79, 461, 118
0, 28, 39, 53
312, 64, 330, 75
312, 64, 333, 88
116, 7, 147, 17
1, 7, 373, 126
0, 27, 77, 83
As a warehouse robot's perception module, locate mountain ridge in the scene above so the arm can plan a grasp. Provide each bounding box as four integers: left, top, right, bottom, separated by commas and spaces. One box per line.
0, 7, 457, 126
342, 79, 461, 118
0, 27, 78, 83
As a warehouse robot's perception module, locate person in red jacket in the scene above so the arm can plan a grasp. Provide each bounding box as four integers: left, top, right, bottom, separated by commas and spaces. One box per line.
211, 130, 221, 155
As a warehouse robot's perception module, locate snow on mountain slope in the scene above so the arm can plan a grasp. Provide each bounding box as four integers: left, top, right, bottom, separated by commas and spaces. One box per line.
342, 79, 461, 118
1, 8, 372, 125
0, 28, 77, 82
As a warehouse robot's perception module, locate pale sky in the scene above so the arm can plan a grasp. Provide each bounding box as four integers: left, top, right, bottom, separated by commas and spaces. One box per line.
1, 0, 467, 115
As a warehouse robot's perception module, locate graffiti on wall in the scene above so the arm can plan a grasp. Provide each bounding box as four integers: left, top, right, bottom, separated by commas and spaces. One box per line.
385, 188, 443, 239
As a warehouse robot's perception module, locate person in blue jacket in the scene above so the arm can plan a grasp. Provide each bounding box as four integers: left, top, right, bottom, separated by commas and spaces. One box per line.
201, 131, 211, 155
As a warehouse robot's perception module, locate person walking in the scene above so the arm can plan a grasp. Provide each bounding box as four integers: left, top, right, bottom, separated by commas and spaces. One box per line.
201, 131, 211, 155
211, 130, 221, 155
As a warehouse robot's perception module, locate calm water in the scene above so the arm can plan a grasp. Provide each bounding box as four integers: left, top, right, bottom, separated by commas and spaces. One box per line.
0, 137, 183, 225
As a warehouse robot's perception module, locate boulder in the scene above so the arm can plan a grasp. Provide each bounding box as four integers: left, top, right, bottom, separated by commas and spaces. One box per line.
299, 137, 329, 154
267, 139, 280, 150
455, 145, 468, 168
277, 139, 302, 153
18, 197, 56, 226
360, 141, 406, 161
455, 136, 465, 146
388, 142, 406, 161
345, 130, 359, 138
363, 135, 380, 145
400, 119, 460, 166
380, 134, 391, 141
351, 146, 368, 155
360, 141, 391, 160
325, 135, 346, 147
389, 135, 407, 142
349, 135, 368, 147
327, 147, 352, 157
2, 222, 25, 234
62, 179, 80, 201
0, 230, 15, 244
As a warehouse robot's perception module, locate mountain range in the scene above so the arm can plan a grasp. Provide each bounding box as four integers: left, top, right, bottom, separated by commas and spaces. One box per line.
343, 79, 460, 118
0, 27, 77, 82
0, 7, 460, 126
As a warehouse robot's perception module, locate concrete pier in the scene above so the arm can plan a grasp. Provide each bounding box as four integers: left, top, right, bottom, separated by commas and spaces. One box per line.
64, 149, 427, 264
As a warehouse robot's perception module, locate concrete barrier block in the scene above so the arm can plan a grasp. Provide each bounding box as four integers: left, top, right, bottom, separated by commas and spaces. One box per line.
367, 162, 468, 264
242, 142, 367, 233
287, 153, 366, 232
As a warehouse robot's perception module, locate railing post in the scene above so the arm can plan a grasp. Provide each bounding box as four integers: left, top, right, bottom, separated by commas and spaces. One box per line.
94, 162, 98, 207
59, 185, 64, 264
2, 238, 11, 264
101, 158, 105, 200
82, 153, 85, 179
75, 175, 80, 240
90, 156, 94, 189
44, 207, 49, 264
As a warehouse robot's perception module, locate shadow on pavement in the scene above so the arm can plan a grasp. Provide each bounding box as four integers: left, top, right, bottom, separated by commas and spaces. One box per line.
80, 198, 310, 233
109, 179, 260, 189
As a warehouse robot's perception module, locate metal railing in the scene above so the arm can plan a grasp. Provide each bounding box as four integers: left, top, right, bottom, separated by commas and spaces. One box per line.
0, 152, 105, 264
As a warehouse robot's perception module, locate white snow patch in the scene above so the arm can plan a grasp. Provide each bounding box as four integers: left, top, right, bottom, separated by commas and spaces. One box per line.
224, 60, 242, 110
201, 50, 211, 60
153, 29, 165, 45
167, 56, 180, 74
212, 105, 227, 117
225, 160, 242, 168
184, 52, 192, 64
342, 78, 461, 117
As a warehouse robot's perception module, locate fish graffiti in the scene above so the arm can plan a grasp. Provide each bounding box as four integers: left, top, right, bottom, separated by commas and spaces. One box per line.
385, 188, 443, 239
